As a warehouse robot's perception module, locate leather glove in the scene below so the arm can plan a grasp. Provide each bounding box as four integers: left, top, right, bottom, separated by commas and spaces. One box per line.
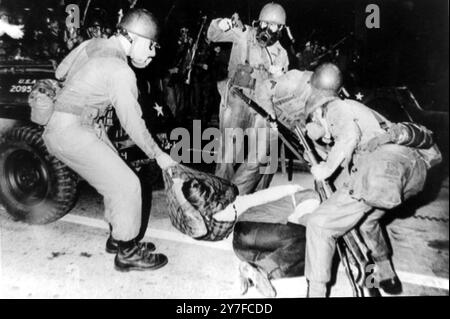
361, 132, 392, 153
218, 18, 233, 32
156, 152, 177, 170
311, 162, 332, 181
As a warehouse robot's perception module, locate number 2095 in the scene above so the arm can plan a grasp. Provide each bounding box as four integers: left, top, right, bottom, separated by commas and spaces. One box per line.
9, 85, 32, 93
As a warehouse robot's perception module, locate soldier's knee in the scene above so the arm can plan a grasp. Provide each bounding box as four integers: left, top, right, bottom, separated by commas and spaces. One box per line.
123, 173, 141, 197
306, 213, 330, 230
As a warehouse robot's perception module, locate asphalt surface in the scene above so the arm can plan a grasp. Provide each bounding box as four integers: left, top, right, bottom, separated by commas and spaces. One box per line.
0, 171, 448, 299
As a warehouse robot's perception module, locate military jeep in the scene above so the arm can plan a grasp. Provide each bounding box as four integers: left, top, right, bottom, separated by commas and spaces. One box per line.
0, 54, 176, 225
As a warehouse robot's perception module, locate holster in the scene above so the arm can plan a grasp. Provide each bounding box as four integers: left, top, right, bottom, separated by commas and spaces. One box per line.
230, 64, 256, 90
54, 104, 100, 127
80, 106, 100, 127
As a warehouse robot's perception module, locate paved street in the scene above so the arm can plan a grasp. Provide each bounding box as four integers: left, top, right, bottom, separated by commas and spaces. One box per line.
0, 171, 448, 299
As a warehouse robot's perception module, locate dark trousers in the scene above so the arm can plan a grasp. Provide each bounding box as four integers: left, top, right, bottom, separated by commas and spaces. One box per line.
233, 221, 307, 279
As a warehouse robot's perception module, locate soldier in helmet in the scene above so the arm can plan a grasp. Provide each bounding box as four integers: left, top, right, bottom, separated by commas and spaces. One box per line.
84, 8, 111, 40
207, 2, 289, 195
43, 9, 177, 272
84, 16, 105, 39
301, 63, 439, 297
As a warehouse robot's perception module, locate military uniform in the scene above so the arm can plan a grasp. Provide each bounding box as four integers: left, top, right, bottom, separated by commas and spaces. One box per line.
43, 37, 164, 242
304, 98, 430, 288
207, 19, 289, 195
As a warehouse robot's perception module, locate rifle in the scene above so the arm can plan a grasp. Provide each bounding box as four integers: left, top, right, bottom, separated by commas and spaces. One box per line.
232, 88, 305, 162
233, 87, 378, 297
184, 16, 208, 85
307, 32, 353, 69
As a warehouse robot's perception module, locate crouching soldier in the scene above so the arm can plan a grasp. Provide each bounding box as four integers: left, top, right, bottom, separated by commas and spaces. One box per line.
43, 9, 177, 272
301, 63, 441, 297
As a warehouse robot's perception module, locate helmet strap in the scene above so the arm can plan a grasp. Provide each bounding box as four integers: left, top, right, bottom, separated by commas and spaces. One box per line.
118, 28, 134, 44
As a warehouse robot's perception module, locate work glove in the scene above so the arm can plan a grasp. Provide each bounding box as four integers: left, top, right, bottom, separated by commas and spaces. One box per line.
218, 18, 233, 32
156, 152, 177, 170
311, 162, 332, 181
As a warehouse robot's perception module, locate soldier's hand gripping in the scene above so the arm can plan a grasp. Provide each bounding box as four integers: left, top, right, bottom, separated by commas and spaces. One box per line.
311, 162, 332, 181
156, 153, 177, 170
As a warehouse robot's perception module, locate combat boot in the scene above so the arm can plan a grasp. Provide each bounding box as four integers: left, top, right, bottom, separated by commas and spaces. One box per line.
114, 240, 168, 272
374, 258, 402, 295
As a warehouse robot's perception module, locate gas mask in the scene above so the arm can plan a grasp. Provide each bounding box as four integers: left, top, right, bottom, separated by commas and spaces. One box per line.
254, 20, 283, 47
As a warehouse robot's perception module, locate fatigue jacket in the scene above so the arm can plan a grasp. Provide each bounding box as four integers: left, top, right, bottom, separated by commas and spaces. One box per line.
54, 37, 163, 159
255, 69, 313, 125
321, 99, 427, 209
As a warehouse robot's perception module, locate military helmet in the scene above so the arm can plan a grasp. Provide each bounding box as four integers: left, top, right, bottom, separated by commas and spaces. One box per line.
310, 63, 343, 93
258, 2, 286, 25
305, 63, 343, 116
118, 8, 159, 40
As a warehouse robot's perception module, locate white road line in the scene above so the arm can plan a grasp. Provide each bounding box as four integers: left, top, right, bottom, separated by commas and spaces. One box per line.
52, 213, 450, 292
60, 214, 233, 251
397, 271, 449, 291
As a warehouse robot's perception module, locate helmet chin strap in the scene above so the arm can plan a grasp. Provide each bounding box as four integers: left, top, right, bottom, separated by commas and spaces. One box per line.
119, 28, 135, 44
131, 58, 150, 68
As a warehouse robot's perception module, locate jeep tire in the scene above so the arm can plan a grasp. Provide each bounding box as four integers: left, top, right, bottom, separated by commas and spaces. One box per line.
0, 125, 78, 224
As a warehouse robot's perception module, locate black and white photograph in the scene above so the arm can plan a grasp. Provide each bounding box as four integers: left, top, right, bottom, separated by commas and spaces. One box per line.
0, 0, 448, 302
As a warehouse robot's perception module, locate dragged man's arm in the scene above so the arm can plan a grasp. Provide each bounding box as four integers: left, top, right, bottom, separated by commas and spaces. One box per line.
234, 184, 305, 215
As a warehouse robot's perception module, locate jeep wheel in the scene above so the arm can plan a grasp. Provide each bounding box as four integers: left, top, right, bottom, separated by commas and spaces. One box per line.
0, 125, 78, 224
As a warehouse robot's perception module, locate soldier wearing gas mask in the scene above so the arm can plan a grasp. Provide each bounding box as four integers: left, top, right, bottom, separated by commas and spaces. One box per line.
43, 9, 176, 272
207, 2, 289, 195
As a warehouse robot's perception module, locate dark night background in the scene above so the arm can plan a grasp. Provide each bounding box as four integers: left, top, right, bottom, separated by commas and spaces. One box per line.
2, 0, 449, 112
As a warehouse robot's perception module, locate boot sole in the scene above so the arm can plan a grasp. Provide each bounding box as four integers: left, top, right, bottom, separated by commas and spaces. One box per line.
114, 259, 168, 272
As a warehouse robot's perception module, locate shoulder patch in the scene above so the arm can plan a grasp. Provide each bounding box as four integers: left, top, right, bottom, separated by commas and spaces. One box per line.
270, 80, 277, 90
